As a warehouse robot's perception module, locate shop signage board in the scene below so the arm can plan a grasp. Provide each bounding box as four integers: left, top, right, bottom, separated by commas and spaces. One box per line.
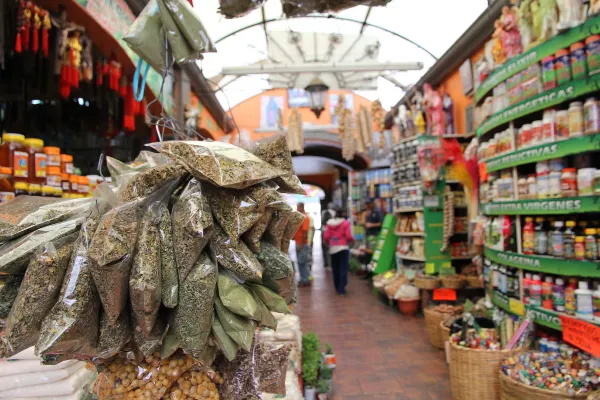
482, 196, 600, 215
477, 75, 600, 137
373, 215, 399, 274
560, 315, 600, 358
484, 134, 600, 172
475, 15, 600, 102
484, 247, 600, 277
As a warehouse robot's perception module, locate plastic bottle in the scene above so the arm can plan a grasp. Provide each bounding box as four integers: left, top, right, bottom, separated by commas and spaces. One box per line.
593, 283, 600, 322
523, 273, 533, 304
553, 278, 566, 312
499, 266, 507, 294
523, 217, 535, 254
492, 263, 499, 290
542, 276, 554, 310
24, 138, 46, 185
575, 236, 586, 260
564, 221, 576, 259
530, 274, 543, 306
565, 278, 578, 315
551, 221, 565, 258
585, 228, 599, 260
506, 268, 515, 298
534, 218, 548, 255
576, 281, 594, 321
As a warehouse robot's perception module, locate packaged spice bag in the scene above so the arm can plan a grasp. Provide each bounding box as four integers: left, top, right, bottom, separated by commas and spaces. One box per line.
172, 179, 213, 283
148, 141, 285, 189
160, 325, 180, 360
157, 203, 178, 308
263, 206, 293, 250
172, 252, 217, 354
255, 342, 292, 395
214, 297, 256, 352
250, 290, 277, 330
0, 218, 83, 275
211, 225, 263, 283
0, 233, 77, 358
95, 311, 131, 360
242, 210, 273, 254
0, 275, 23, 320
217, 273, 260, 320
258, 242, 294, 282
281, 239, 291, 253
0, 196, 90, 241
217, 343, 260, 400
218, 0, 265, 18
132, 310, 168, 362
129, 206, 162, 336
248, 284, 290, 314
206, 186, 263, 246
283, 209, 306, 241
37, 214, 103, 362
118, 163, 187, 202
212, 312, 238, 361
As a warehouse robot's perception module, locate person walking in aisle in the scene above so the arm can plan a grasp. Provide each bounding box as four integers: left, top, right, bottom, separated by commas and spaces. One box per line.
294, 202, 311, 287
321, 202, 336, 268
324, 208, 354, 295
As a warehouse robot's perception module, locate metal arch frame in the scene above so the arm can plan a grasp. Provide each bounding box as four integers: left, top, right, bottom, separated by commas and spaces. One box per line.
214, 15, 438, 61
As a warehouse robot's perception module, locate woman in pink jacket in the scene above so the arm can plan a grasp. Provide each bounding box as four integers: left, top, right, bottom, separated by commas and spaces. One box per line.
323, 209, 354, 295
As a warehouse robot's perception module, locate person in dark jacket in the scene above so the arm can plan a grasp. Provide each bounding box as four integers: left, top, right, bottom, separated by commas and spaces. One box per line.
323, 208, 354, 295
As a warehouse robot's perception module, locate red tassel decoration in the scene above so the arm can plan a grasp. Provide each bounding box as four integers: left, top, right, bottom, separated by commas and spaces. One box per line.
119, 76, 127, 97
96, 61, 103, 86
41, 11, 50, 57
123, 82, 135, 132
59, 64, 71, 98
15, 31, 22, 53
32, 25, 39, 53
23, 22, 30, 51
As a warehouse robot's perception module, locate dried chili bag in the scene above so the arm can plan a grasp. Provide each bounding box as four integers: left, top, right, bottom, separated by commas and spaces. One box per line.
148, 140, 285, 189
214, 297, 255, 352
172, 252, 217, 354
95, 311, 131, 360
211, 225, 263, 283
0, 232, 77, 358
255, 341, 292, 395
251, 134, 305, 195
217, 273, 260, 320
248, 284, 290, 314
172, 179, 213, 283
157, 203, 178, 308
242, 210, 273, 254
211, 312, 238, 361
37, 213, 103, 362
129, 206, 162, 336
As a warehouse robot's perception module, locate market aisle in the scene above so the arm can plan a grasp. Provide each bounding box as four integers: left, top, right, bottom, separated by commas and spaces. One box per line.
295, 232, 452, 400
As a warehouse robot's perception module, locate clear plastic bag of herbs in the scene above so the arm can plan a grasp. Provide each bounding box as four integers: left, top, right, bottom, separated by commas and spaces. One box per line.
118, 163, 187, 203
172, 178, 214, 283
281, 0, 390, 17
214, 297, 256, 353
243, 210, 273, 254
212, 311, 238, 361
0, 232, 77, 358
148, 140, 285, 189
0, 275, 23, 321
284, 209, 306, 241
216, 340, 260, 400
210, 224, 263, 283
247, 283, 290, 314
217, 272, 260, 320
255, 341, 292, 395
258, 242, 295, 304
0, 196, 91, 241
263, 205, 293, 250
95, 311, 131, 360
157, 203, 178, 308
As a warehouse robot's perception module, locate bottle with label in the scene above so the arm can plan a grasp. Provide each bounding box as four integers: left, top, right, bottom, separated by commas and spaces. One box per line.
593, 283, 600, 322
492, 263, 499, 290
506, 268, 515, 298
24, 138, 46, 185
530, 274, 543, 306
542, 276, 554, 310
564, 221, 576, 259
523, 217, 535, 254
551, 221, 565, 258
60, 154, 73, 175
0, 133, 24, 171
575, 236, 586, 260
44, 146, 61, 168
553, 278, 566, 312
585, 228, 599, 260
523, 272, 533, 304
569, 101, 584, 136
576, 281, 594, 321
499, 266, 507, 294
584, 97, 600, 134
534, 217, 548, 255
565, 278, 578, 315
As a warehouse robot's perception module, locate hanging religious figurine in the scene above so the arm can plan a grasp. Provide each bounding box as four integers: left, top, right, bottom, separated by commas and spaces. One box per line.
412, 92, 426, 135
443, 92, 455, 135
529, 0, 559, 48
556, 0, 584, 30
59, 30, 82, 98
404, 108, 415, 136
492, 20, 507, 65
511, 0, 533, 50
501, 6, 523, 58
423, 83, 445, 136
80, 35, 93, 83
41, 9, 50, 58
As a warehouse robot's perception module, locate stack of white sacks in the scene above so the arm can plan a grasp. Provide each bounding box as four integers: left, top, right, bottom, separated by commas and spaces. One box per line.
258, 313, 303, 400
0, 347, 96, 400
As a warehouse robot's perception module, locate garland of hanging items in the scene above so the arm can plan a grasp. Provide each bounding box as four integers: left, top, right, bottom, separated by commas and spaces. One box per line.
342, 111, 356, 161
371, 100, 386, 148
441, 186, 455, 252
14, 1, 50, 56
287, 109, 304, 154
357, 105, 374, 150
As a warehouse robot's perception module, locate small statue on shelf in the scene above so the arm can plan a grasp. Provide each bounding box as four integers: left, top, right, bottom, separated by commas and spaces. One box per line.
529, 0, 559, 48
501, 6, 523, 58
443, 92, 455, 135
423, 83, 445, 136
513, 0, 533, 50
556, 0, 585, 30
590, 0, 600, 15
492, 20, 507, 66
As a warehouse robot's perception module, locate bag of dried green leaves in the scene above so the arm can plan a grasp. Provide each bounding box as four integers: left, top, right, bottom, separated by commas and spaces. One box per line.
258, 242, 295, 304
217, 272, 260, 320
214, 297, 255, 352
263, 204, 293, 250
157, 203, 178, 308
211, 224, 263, 283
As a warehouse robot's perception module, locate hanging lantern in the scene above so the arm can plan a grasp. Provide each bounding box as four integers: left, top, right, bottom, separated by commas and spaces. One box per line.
304, 78, 328, 118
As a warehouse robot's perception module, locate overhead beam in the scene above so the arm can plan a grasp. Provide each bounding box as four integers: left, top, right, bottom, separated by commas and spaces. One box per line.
380, 74, 411, 91
221, 61, 423, 75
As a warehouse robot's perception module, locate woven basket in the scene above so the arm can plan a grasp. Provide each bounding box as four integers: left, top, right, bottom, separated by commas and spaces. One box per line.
499, 372, 596, 400
466, 275, 485, 288
414, 276, 440, 289
441, 275, 465, 289
449, 338, 528, 400
439, 319, 455, 345
424, 307, 453, 349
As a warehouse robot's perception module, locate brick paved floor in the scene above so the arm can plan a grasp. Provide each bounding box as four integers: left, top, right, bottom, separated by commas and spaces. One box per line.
294, 233, 453, 400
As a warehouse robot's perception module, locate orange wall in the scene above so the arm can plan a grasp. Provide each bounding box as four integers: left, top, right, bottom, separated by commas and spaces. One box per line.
230, 88, 374, 139
297, 173, 335, 196
188, 92, 225, 140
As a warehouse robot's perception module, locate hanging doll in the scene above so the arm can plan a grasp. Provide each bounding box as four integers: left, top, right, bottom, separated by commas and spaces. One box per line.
59, 30, 83, 98
423, 83, 445, 136
556, 0, 585, 30
443, 92, 455, 135
501, 6, 522, 59
492, 20, 507, 66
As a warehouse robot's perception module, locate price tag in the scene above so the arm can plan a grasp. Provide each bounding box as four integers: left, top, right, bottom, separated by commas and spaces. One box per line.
433, 288, 457, 301
425, 263, 435, 274
479, 162, 488, 182
509, 298, 525, 316
560, 315, 600, 358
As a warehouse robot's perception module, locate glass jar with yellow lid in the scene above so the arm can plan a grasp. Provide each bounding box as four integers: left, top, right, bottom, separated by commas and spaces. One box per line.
54, 186, 63, 198
1, 133, 27, 182
25, 138, 46, 185
28, 183, 41, 196
44, 146, 61, 168
0, 166, 14, 203
41, 185, 55, 197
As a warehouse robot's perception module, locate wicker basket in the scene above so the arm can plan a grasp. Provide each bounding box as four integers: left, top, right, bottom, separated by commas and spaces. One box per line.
449, 338, 527, 400
414, 275, 440, 289
440, 319, 453, 344
499, 372, 596, 400
441, 275, 465, 289
466, 275, 485, 288
424, 307, 454, 349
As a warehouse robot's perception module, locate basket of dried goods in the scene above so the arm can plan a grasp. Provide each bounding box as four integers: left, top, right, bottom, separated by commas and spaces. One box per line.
441, 275, 465, 289
383, 275, 408, 298
500, 351, 600, 400
424, 305, 463, 349
466, 275, 484, 288
414, 274, 440, 290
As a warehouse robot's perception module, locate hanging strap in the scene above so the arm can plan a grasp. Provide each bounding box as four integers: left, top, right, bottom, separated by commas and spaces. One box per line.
133, 58, 150, 102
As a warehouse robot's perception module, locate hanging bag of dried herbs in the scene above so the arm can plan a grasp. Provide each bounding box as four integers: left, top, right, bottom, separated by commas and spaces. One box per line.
247, 284, 290, 314
36, 211, 104, 363
129, 203, 162, 336
95, 311, 131, 360
257, 242, 295, 303
0, 196, 91, 241
0, 218, 83, 275
242, 210, 273, 254
148, 140, 285, 189
216, 341, 261, 400
250, 134, 305, 195
118, 163, 187, 203
217, 272, 260, 320
283, 209, 306, 241
255, 341, 292, 395
211, 312, 238, 361
157, 203, 178, 308
210, 224, 263, 283
172, 252, 217, 355
0, 232, 77, 359
218, 0, 265, 18
262, 204, 293, 250
250, 290, 277, 330
214, 297, 256, 352
132, 309, 168, 362
206, 185, 263, 246
172, 179, 213, 283
0, 275, 23, 322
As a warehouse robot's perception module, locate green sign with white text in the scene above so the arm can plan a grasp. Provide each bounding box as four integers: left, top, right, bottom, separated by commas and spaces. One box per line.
475, 15, 600, 103
478, 76, 600, 137
483, 196, 600, 215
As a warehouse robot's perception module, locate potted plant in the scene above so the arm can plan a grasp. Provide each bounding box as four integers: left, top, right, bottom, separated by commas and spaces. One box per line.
303, 361, 318, 400
317, 379, 330, 400
323, 343, 336, 369
319, 365, 333, 396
